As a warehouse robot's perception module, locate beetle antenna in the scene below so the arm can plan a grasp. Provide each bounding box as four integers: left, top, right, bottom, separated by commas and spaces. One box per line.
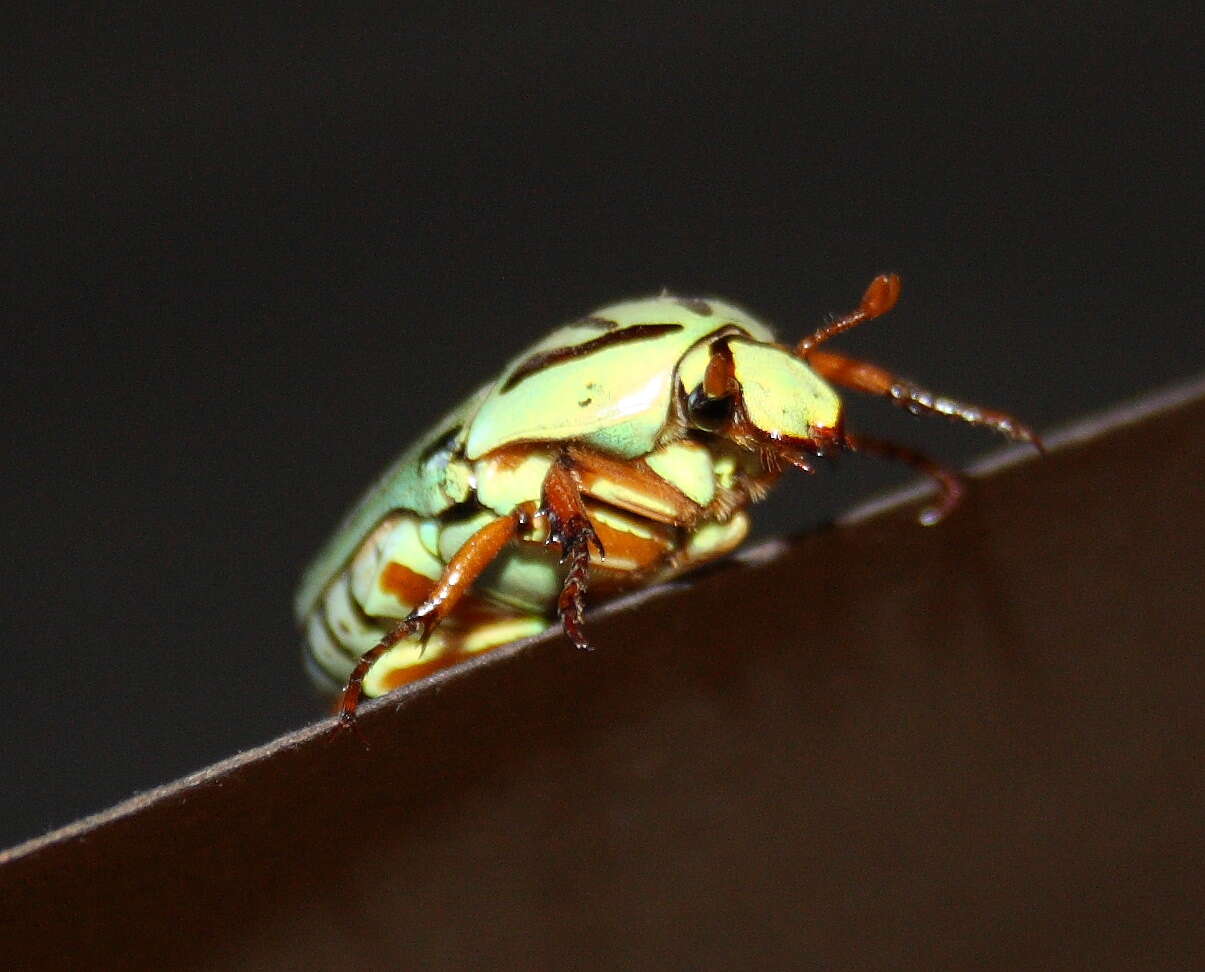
796, 273, 901, 354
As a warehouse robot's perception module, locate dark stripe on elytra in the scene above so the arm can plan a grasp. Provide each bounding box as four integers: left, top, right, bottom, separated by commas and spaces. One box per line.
500, 323, 684, 393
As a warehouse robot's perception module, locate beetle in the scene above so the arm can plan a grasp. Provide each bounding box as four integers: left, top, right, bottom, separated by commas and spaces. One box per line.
297, 274, 1040, 724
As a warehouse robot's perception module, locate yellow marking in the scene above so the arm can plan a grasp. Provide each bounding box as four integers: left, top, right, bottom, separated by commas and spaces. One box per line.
590, 504, 659, 540
728, 338, 841, 436
580, 474, 680, 520
460, 617, 550, 654
356, 514, 443, 619
362, 630, 451, 697
645, 440, 716, 507
474, 449, 554, 515
683, 514, 749, 564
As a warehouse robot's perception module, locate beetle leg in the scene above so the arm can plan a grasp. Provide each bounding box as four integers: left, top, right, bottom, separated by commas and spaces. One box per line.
337, 511, 520, 724
558, 536, 593, 652
842, 431, 966, 526
794, 274, 1042, 449
564, 444, 704, 526
542, 454, 604, 652
805, 349, 1044, 450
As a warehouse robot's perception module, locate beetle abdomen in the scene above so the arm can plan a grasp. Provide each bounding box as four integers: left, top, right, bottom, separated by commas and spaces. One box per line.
304, 510, 553, 695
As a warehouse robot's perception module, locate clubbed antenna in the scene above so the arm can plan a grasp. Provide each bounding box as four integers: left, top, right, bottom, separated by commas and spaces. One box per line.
796, 273, 901, 354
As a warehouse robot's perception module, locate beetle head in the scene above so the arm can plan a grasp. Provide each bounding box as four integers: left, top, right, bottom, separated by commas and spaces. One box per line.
680, 336, 845, 467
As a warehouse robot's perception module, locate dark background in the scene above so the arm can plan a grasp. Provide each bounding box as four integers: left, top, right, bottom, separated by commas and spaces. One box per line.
4, 6, 1200, 849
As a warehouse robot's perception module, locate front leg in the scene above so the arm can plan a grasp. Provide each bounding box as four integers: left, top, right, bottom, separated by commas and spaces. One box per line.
803, 348, 1043, 450
842, 431, 966, 526
794, 273, 1042, 449
542, 453, 605, 651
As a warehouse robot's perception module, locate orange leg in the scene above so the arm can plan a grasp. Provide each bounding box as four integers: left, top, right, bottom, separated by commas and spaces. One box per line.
337, 511, 521, 724
805, 349, 1043, 449
565, 443, 703, 525
543, 454, 605, 651
337, 445, 709, 723
843, 432, 966, 526
791, 274, 1043, 525
796, 273, 1041, 449
688, 339, 970, 522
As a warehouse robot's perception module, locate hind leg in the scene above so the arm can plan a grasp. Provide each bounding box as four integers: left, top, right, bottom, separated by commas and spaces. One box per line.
337, 511, 523, 724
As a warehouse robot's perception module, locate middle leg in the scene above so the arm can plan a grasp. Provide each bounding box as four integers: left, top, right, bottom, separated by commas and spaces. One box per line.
843, 431, 966, 526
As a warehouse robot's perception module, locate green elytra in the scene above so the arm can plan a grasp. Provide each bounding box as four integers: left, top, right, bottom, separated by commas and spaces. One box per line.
296, 294, 843, 696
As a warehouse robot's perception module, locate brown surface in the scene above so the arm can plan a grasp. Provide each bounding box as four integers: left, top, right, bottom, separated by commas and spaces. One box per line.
2, 380, 1203, 970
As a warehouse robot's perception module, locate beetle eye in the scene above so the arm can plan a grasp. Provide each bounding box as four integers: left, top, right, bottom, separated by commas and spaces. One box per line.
687, 385, 733, 432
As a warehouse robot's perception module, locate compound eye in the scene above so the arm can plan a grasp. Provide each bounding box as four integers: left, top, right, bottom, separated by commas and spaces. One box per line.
687, 385, 733, 432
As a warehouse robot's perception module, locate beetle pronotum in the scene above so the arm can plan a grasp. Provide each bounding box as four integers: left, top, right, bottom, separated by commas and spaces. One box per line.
297, 275, 1040, 723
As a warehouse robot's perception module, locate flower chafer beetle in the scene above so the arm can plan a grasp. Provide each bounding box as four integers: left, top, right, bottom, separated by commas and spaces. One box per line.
297, 275, 1040, 724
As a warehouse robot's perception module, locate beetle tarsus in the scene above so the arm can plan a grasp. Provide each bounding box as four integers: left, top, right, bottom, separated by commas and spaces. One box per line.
337, 615, 425, 723
558, 532, 594, 652
843, 432, 966, 525
331, 708, 373, 751
552, 516, 605, 563
541, 453, 603, 650
885, 379, 1043, 450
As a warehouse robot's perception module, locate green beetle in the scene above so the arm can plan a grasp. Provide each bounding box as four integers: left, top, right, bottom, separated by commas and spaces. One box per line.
297, 275, 1040, 723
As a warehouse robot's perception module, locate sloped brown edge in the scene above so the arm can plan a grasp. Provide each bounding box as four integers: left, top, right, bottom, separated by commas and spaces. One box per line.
2, 374, 1203, 969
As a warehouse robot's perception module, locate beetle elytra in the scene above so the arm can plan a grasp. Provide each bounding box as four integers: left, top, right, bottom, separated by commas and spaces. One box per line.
296, 275, 1040, 723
